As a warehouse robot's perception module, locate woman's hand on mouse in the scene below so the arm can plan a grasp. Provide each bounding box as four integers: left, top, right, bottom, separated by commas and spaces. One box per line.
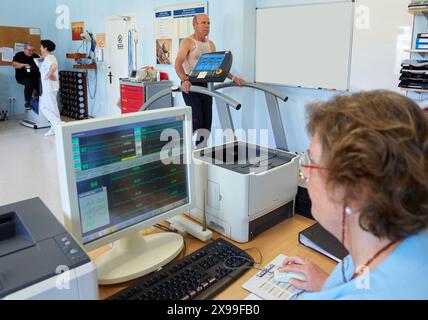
279, 256, 329, 292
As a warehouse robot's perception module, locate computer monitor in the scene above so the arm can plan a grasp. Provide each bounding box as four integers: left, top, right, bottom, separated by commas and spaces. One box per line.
56, 106, 194, 285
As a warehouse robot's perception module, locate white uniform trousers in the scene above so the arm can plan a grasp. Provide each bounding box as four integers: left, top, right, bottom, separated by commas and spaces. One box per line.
40, 90, 61, 128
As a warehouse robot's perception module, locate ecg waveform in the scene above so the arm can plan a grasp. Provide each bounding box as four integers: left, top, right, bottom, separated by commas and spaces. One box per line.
140, 123, 183, 156
78, 130, 137, 170
76, 122, 183, 170
77, 160, 188, 235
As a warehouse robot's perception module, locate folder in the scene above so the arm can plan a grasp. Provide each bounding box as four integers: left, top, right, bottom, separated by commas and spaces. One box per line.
401, 68, 428, 74
401, 59, 428, 70
402, 59, 428, 66
298, 223, 348, 263
417, 38, 428, 44
399, 80, 428, 90
400, 73, 428, 81
416, 44, 428, 50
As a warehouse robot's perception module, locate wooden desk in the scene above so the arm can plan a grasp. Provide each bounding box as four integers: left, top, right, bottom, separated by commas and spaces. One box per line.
92, 215, 337, 300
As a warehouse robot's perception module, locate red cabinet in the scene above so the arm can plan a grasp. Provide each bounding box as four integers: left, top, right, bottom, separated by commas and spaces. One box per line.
121, 84, 144, 114
120, 80, 173, 114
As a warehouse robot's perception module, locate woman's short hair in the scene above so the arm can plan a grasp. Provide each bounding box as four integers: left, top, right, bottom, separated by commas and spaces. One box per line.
40, 40, 56, 52
306, 90, 428, 241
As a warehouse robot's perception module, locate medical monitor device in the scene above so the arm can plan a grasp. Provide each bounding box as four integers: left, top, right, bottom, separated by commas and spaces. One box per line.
56, 106, 194, 285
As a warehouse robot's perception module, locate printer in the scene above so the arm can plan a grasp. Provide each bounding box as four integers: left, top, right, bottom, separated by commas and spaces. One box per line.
0, 198, 98, 300
189, 141, 300, 243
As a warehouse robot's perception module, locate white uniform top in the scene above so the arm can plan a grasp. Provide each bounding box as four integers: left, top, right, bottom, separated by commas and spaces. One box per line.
182, 38, 212, 75
40, 54, 59, 92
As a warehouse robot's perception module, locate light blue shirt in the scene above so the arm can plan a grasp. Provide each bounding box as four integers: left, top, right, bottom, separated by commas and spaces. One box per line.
302, 229, 428, 300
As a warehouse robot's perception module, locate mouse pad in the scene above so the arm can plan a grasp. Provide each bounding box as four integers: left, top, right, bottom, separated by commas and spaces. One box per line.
242, 254, 304, 300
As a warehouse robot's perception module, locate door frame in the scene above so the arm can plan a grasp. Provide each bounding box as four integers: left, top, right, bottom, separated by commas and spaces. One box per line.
105, 14, 137, 115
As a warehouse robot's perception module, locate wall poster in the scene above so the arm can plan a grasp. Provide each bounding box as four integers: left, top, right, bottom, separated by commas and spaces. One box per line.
154, 2, 208, 65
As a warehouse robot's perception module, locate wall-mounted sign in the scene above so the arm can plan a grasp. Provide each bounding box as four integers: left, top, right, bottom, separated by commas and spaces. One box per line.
154, 2, 208, 65
71, 21, 84, 41
117, 34, 124, 50
95, 33, 106, 48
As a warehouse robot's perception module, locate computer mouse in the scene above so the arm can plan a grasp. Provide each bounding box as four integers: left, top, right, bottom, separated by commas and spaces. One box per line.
273, 268, 306, 283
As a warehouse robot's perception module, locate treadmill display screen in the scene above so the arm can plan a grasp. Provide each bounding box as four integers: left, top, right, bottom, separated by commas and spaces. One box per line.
194, 54, 226, 72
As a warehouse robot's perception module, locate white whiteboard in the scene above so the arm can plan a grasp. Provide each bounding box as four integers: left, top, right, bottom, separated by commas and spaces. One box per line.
255, 1, 354, 91
350, 0, 413, 92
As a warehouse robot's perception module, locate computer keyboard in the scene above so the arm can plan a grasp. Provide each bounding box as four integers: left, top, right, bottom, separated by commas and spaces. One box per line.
107, 238, 254, 300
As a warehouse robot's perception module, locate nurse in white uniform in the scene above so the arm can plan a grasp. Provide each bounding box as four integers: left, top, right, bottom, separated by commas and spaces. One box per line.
37, 40, 61, 137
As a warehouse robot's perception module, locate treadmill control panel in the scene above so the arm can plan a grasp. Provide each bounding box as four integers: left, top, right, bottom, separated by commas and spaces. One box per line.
189, 51, 233, 83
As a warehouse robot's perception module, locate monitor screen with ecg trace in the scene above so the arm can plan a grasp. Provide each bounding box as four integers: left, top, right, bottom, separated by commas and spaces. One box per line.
56, 106, 194, 285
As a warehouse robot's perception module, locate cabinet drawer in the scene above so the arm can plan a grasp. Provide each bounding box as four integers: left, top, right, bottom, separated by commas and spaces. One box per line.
121, 85, 143, 93
121, 106, 142, 114
122, 107, 137, 114
122, 92, 143, 101
122, 99, 143, 109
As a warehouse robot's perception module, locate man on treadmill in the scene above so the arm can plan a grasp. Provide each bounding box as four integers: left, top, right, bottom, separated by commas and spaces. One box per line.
12, 42, 41, 111
175, 14, 245, 147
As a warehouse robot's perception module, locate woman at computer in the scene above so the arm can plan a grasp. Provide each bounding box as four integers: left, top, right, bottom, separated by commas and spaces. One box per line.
279, 90, 428, 299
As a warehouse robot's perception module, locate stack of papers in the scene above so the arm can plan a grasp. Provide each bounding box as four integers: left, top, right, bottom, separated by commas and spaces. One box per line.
400, 60, 428, 90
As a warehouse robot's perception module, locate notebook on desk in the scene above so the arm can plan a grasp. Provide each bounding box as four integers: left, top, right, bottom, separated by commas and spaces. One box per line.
299, 223, 348, 263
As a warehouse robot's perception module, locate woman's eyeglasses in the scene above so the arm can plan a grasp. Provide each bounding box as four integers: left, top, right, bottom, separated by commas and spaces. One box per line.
299, 152, 326, 181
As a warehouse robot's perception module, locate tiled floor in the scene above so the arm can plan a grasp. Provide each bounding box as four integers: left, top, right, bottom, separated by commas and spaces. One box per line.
0, 119, 65, 222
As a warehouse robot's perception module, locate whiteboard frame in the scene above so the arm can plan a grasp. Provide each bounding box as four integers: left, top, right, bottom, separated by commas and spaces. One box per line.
255, 0, 355, 91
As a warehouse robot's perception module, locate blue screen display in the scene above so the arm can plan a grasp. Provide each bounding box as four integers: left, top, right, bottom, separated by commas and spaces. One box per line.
194, 54, 226, 72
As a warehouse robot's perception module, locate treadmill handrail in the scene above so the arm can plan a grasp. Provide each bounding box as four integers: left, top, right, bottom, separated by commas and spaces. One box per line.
141, 85, 242, 111
213, 82, 288, 102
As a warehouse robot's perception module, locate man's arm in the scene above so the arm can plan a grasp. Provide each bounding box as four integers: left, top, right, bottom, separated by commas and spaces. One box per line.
12, 61, 21, 69
12, 53, 30, 69
209, 41, 245, 86
175, 38, 192, 81
175, 38, 192, 93
12, 59, 30, 69
226, 73, 245, 86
